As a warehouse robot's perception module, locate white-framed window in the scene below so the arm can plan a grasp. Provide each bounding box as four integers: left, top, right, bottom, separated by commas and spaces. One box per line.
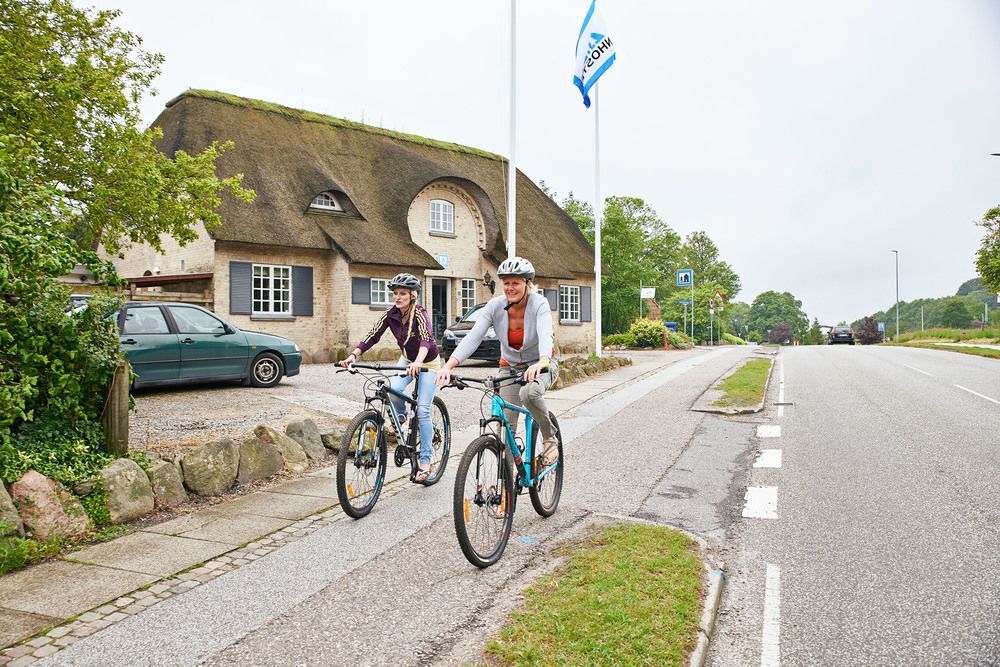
430, 199, 454, 234
370, 278, 391, 306
252, 264, 292, 315
310, 192, 343, 212
459, 278, 476, 315
559, 285, 581, 323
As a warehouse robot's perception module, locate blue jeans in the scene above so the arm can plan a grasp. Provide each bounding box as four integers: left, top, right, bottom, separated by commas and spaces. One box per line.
388, 367, 438, 466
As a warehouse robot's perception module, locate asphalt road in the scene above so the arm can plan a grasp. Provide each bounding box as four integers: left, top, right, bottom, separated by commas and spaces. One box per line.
709, 346, 1000, 667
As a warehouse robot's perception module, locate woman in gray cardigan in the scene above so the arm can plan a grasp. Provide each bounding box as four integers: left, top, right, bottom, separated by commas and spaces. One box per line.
436, 257, 560, 465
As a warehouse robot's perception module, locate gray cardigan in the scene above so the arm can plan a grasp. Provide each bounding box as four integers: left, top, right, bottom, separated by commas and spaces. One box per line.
451, 292, 554, 366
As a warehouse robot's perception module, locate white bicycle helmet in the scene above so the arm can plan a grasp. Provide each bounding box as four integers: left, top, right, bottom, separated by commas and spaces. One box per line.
496, 257, 535, 282
387, 272, 422, 292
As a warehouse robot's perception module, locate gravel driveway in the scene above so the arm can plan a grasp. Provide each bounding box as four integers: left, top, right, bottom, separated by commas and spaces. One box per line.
129, 360, 502, 455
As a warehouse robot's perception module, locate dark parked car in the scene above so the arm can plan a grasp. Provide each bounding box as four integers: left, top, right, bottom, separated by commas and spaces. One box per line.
441, 303, 500, 363
117, 302, 302, 388
829, 326, 855, 345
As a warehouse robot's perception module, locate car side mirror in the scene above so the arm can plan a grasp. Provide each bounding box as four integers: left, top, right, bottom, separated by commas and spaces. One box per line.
220, 324, 236, 335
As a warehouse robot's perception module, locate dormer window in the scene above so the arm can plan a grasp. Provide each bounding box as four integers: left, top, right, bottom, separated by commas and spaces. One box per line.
430, 199, 454, 234
310, 192, 343, 212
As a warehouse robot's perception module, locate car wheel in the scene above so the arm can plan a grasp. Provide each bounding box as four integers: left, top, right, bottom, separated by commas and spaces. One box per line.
249, 352, 284, 388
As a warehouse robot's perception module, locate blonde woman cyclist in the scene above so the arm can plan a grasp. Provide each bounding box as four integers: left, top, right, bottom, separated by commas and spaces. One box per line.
436, 257, 560, 465
340, 273, 440, 482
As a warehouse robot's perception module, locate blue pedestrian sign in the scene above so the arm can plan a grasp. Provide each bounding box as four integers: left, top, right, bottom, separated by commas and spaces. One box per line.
877, 322, 885, 333
678, 299, 692, 305
676, 269, 693, 287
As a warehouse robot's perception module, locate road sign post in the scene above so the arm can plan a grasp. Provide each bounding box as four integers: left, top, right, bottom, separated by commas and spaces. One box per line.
677, 269, 694, 339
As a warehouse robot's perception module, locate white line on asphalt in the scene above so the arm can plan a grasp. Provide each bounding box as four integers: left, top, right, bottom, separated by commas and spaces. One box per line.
760, 564, 781, 667
901, 363, 933, 377
754, 449, 782, 468
777, 361, 785, 417
742, 486, 778, 519
954, 384, 1000, 406
757, 424, 781, 438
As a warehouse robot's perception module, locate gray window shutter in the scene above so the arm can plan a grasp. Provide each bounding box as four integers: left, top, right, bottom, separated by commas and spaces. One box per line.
351, 276, 370, 304
544, 288, 558, 311
581, 286, 592, 322
292, 266, 313, 316
230, 262, 252, 315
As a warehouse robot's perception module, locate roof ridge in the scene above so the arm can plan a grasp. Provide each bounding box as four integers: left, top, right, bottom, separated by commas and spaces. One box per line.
166, 89, 504, 162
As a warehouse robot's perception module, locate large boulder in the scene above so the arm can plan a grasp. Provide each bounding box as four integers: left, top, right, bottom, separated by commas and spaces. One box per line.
237, 436, 284, 484
320, 421, 349, 452
286, 419, 327, 460
180, 439, 240, 496
0, 482, 24, 536
10, 471, 90, 541
254, 426, 308, 473
146, 459, 188, 508
100, 459, 154, 523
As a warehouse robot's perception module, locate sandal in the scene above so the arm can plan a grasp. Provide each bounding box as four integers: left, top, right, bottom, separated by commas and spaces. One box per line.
540, 438, 560, 466
414, 465, 432, 483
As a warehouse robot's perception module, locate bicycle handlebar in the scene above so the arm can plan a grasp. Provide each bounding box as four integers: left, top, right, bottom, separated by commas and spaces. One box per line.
445, 366, 548, 391
336, 362, 430, 375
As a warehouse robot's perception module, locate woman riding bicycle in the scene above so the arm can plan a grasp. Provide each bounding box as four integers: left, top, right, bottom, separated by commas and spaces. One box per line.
340, 272, 440, 482
436, 257, 560, 466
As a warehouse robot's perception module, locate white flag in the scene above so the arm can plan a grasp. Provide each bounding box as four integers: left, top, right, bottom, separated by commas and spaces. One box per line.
572, 0, 617, 108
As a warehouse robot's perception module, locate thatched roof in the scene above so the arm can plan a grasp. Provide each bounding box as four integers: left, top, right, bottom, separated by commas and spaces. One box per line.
152, 90, 595, 278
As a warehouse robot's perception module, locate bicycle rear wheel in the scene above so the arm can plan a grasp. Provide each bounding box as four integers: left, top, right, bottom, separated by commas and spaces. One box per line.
529, 412, 563, 517
418, 396, 451, 486
337, 409, 387, 519
453, 435, 515, 568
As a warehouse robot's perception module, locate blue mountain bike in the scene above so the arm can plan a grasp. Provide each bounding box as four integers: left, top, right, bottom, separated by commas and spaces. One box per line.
447, 368, 564, 568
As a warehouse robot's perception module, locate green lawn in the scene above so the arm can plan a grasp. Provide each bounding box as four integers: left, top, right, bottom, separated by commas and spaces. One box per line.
486, 524, 704, 667
897, 342, 1000, 360
713, 358, 773, 407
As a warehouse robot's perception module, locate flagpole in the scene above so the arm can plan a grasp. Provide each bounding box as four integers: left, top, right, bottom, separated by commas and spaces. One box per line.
507, 0, 517, 258
593, 82, 602, 358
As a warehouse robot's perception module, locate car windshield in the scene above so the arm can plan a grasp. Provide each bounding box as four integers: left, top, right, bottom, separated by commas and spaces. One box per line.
460, 304, 486, 323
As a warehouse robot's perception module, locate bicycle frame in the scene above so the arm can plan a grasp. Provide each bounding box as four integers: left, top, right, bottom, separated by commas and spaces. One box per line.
478, 379, 558, 490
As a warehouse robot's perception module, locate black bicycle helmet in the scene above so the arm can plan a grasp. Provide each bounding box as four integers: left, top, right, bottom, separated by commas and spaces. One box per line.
387, 272, 422, 292
496, 257, 535, 282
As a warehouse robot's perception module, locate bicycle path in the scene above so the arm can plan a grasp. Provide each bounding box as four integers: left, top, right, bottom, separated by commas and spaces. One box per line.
7, 347, 748, 666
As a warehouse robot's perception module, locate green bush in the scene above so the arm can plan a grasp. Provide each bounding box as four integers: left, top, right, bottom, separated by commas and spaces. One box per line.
1, 414, 111, 486
0, 528, 62, 576
602, 332, 636, 347
666, 330, 692, 349
722, 333, 746, 345
628, 318, 666, 348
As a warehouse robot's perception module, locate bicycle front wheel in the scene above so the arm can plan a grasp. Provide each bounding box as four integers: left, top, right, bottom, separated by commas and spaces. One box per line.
418, 396, 451, 486
529, 412, 564, 517
453, 435, 515, 568
337, 409, 387, 519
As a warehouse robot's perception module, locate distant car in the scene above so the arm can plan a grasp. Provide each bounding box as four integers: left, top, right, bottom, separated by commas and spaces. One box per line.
829, 326, 855, 345
116, 302, 302, 389
441, 303, 500, 364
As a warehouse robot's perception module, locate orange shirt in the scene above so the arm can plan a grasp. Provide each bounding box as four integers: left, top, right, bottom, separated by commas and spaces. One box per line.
499, 327, 525, 367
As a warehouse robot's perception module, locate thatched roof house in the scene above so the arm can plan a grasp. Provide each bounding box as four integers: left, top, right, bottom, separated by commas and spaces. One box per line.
115, 89, 597, 361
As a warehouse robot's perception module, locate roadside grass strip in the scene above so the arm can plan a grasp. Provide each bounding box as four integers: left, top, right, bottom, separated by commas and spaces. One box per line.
712, 358, 773, 407
486, 524, 703, 667
897, 342, 1000, 360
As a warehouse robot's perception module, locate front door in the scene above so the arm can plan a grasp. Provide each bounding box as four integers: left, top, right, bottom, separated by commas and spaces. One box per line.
431, 278, 450, 340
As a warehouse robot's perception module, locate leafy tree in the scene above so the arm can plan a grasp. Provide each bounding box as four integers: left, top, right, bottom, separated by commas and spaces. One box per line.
804, 318, 824, 345
726, 301, 751, 339
939, 299, 973, 329
748, 291, 808, 340
768, 323, 793, 344
0, 0, 254, 254
976, 206, 1000, 292
678, 231, 741, 300
855, 317, 882, 345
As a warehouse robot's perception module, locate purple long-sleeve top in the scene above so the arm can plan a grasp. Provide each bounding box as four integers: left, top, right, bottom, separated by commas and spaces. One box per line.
355, 304, 439, 363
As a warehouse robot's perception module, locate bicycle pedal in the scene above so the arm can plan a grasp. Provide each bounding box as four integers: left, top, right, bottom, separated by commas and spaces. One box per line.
393, 446, 406, 467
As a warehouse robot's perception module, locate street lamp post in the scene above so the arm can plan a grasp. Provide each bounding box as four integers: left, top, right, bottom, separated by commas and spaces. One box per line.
891, 250, 899, 340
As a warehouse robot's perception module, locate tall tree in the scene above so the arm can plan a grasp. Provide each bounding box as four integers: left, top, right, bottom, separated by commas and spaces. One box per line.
939, 299, 973, 328
0, 0, 253, 255
748, 291, 809, 339
975, 206, 1000, 292
679, 231, 741, 300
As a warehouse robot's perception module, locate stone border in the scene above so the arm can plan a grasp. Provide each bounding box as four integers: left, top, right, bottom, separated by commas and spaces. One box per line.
689, 356, 775, 415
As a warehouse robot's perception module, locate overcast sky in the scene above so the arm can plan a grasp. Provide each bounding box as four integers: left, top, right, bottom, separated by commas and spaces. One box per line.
92, 0, 1000, 325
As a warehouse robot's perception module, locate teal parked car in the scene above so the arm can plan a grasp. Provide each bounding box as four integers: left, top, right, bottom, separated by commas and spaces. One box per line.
117, 302, 302, 389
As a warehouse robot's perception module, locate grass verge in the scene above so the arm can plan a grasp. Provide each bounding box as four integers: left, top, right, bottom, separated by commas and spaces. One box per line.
713, 358, 773, 407
486, 524, 704, 667
897, 342, 1000, 360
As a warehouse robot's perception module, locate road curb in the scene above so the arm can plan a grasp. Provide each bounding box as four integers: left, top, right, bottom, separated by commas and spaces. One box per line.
690, 352, 775, 415
689, 567, 726, 667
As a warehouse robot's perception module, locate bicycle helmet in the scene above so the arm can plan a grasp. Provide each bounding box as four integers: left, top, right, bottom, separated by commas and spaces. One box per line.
387, 272, 422, 292
496, 257, 535, 282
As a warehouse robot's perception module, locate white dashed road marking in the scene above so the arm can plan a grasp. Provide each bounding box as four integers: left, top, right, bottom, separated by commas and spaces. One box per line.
901, 363, 932, 377
760, 563, 781, 667
754, 449, 782, 468
742, 486, 779, 519
757, 424, 781, 438
954, 384, 1000, 406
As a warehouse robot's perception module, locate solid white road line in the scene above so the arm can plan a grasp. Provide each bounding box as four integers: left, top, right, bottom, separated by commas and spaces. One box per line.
901, 363, 933, 377
754, 449, 782, 468
760, 564, 781, 667
757, 424, 781, 438
777, 361, 786, 417
742, 486, 779, 519
954, 384, 1000, 406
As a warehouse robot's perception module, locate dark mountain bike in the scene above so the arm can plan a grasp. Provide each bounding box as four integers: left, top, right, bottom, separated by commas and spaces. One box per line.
335, 364, 451, 519
446, 367, 563, 567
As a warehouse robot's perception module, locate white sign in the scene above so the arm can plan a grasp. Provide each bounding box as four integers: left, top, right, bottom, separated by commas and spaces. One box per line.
640, 287, 656, 299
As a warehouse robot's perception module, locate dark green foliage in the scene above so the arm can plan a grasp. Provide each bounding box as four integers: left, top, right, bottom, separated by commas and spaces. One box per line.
0, 530, 63, 576
855, 317, 883, 345
804, 318, 824, 345
80, 483, 111, 526
853, 278, 994, 333
940, 300, 973, 329
749, 292, 809, 341
602, 332, 636, 347
976, 206, 1000, 292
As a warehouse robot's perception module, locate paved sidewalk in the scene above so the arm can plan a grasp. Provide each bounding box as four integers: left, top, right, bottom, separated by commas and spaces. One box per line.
0, 350, 697, 661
